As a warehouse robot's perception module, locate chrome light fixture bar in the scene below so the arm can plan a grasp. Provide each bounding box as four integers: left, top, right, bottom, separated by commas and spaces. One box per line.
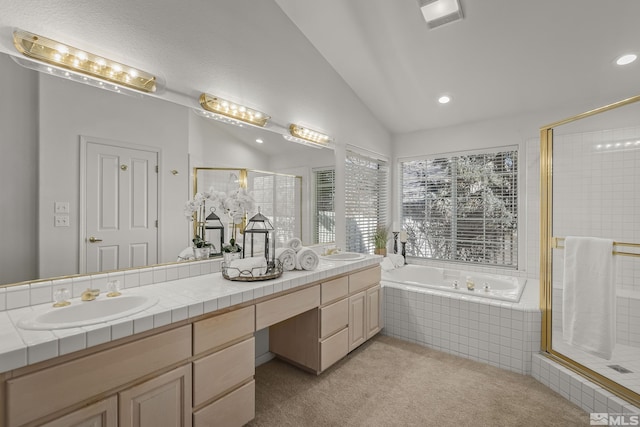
284, 124, 332, 149
199, 93, 270, 127
13, 29, 158, 93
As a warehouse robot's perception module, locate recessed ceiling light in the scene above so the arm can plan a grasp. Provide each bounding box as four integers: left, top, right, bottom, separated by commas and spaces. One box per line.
438, 95, 451, 104
616, 54, 637, 66
256, 138, 264, 144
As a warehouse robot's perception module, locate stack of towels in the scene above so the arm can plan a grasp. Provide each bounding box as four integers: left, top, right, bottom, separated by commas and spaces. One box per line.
380, 254, 405, 271
227, 256, 268, 278
275, 237, 319, 271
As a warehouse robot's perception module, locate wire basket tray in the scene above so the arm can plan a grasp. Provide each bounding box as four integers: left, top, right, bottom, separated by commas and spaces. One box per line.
221, 259, 283, 282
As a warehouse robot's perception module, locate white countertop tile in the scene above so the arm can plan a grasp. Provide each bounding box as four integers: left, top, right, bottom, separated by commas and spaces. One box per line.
0, 256, 380, 372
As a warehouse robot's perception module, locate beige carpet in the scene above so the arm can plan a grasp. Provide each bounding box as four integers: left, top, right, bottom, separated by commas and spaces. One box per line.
248, 335, 589, 427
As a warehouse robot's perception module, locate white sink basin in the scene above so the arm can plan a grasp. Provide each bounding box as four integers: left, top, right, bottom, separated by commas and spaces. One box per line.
321, 252, 365, 261
18, 295, 158, 330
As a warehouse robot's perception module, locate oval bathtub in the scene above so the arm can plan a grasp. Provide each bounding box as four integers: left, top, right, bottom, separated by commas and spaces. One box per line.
382, 264, 526, 303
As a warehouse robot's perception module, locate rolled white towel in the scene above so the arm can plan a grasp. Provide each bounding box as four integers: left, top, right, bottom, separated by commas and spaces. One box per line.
227, 256, 267, 278
388, 254, 405, 268
275, 247, 297, 271
286, 237, 303, 252
380, 257, 396, 271
295, 247, 319, 271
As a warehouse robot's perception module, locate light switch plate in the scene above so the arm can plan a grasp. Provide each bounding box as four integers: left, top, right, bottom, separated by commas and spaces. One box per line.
54, 202, 70, 214
54, 215, 70, 227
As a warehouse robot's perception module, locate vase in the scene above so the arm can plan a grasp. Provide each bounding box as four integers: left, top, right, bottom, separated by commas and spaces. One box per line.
374, 248, 387, 256
193, 247, 211, 260
223, 252, 242, 264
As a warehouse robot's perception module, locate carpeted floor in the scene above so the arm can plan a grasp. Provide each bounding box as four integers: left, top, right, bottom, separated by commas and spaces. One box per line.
248, 335, 589, 426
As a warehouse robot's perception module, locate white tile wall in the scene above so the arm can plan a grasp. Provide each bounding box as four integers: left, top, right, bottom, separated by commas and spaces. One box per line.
383, 285, 540, 374
532, 353, 640, 416
0, 259, 222, 313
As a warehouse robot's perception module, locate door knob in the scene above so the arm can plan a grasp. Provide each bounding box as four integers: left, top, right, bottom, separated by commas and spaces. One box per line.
88, 237, 103, 243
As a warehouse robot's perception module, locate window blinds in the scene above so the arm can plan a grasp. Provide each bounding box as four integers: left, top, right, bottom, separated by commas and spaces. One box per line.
313, 168, 336, 244
401, 150, 518, 267
345, 151, 389, 253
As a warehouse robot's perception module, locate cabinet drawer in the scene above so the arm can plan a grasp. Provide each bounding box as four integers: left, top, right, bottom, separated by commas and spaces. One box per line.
193, 337, 254, 406
193, 306, 255, 355
320, 328, 349, 372
193, 380, 255, 427
321, 276, 348, 304
348, 266, 381, 293
6, 325, 191, 427
255, 285, 320, 329
320, 298, 348, 339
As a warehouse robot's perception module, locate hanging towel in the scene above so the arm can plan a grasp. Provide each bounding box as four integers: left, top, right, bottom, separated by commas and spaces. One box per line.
295, 247, 319, 271
275, 247, 297, 271
286, 237, 303, 253
562, 236, 616, 359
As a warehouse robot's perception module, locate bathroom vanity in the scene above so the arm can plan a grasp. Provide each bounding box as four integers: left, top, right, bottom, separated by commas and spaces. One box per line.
0, 257, 381, 427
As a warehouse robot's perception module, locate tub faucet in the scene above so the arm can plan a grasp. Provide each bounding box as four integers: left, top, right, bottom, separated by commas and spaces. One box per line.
81, 288, 100, 301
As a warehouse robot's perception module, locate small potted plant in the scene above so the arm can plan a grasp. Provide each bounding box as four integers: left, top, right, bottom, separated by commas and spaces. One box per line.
222, 237, 242, 263
192, 235, 212, 260
374, 225, 389, 256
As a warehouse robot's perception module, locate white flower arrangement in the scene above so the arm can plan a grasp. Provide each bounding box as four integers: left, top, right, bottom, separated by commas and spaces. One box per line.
184, 186, 256, 250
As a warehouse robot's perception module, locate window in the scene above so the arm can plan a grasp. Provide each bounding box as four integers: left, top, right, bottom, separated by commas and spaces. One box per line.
248, 171, 301, 247
401, 149, 518, 267
313, 168, 335, 244
345, 151, 389, 253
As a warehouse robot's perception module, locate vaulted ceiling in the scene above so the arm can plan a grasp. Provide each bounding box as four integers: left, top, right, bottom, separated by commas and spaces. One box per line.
1, 0, 639, 137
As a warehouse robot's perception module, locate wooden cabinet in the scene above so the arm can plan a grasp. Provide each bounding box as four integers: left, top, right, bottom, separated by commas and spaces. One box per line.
119, 364, 192, 427
270, 266, 381, 374
41, 396, 118, 427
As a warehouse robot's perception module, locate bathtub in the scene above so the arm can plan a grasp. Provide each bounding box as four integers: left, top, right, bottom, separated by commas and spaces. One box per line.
382, 264, 526, 303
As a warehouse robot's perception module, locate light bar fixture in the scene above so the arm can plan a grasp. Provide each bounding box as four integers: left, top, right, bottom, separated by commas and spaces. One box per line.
13, 29, 158, 93
418, 0, 463, 30
283, 124, 332, 149
199, 93, 270, 127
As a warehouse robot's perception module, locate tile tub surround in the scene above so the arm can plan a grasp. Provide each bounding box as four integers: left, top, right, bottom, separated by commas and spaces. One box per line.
0, 255, 381, 373
383, 278, 541, 374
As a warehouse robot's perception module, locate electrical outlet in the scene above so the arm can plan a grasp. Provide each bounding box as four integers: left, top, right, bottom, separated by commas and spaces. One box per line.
54, 202, 70, 214
54, 215, 70, 227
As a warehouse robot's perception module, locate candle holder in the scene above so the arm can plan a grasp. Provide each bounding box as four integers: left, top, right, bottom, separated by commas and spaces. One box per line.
401, 241, 407, 263
393, 232, 399, 254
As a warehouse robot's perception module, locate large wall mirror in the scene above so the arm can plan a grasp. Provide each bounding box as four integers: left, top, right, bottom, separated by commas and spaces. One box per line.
192, 167, 303, 257
0, 51, 335, 288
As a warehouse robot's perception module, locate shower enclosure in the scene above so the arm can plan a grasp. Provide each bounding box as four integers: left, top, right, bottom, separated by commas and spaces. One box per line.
540, 95, 640, 407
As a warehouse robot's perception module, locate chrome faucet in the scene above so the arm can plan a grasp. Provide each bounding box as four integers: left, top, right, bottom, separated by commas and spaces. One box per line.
81, 288, 100, 301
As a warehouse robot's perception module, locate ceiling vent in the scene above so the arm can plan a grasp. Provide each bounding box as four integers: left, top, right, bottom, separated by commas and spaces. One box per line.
418, 0, 464, 30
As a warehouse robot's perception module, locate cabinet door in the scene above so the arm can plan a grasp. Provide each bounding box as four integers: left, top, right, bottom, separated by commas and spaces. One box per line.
41, 396, 118, 427
366, 284, 381, 339
119, 364, 192, 427
348, 291, 366, 352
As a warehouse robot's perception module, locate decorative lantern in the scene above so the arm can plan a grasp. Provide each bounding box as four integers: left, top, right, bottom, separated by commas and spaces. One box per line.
243, 208, 275, 269
205, 208, 225, 257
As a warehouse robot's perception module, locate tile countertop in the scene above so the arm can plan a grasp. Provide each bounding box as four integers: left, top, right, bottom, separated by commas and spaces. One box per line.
0, 256, 380, 374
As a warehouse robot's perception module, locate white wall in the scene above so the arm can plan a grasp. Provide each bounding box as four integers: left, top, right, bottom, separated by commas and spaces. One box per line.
0, 55, 38, 284
38, 74, 189, 278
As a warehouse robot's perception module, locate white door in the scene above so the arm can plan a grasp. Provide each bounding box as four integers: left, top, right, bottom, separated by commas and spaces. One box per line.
85, 141, 158, 274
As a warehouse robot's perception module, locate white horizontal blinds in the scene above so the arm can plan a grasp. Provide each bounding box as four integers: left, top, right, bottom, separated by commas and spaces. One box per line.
401, 149, 518, 267
345, 151, 389, 253
248, 172, 300, 247
313, 168, 335, 244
